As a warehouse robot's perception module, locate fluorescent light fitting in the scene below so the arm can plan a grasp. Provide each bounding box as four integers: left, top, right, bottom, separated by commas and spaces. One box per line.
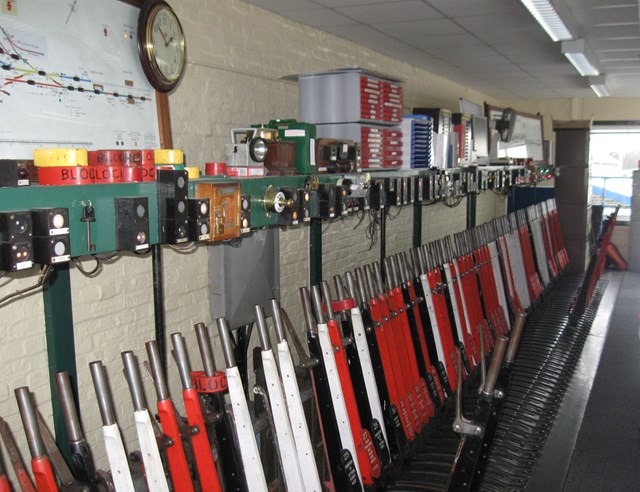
589, 75, 610, 97
562, 39, 599, 76
520, 0, 573, 41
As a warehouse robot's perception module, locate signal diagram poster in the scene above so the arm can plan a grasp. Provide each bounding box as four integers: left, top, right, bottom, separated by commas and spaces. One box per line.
0, 0, 160, 159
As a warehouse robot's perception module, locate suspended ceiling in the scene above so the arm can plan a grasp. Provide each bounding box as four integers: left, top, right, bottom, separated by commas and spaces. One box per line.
242, 0, 640, 99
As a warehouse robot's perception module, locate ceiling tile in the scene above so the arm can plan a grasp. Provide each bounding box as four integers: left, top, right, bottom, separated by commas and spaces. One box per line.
554, 88, 595, 98
405, 33, 480, 50
474, 27, 549, 45
393, 46, 439, 65
364, 36, 418, 57
481, 72, 537, 82
421, 44, 502, 59
570, 3, 638, 27
373, 18, 463, 38
459, 63, 520, 74
591, 37, 640, 52
247, 0, 640, 97
335, 1, 442, 24
423, 0, 523, 18
599, 53, 640, 62
455, 13, 533, 32
534, 75, 585, 88
243, 0, 318, 11
586, 24, 640, 39
517, 63, 577, 75
283, 8, 358, 27
322, 24, 387, 43
313, 0, 406, 6
506, 50, 566, 64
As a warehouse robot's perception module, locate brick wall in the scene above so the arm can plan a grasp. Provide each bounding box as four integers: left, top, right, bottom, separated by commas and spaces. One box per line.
0, 0, 504, 478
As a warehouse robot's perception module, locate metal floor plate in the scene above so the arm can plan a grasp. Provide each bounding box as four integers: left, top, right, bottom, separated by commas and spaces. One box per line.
480, 274, 609, 492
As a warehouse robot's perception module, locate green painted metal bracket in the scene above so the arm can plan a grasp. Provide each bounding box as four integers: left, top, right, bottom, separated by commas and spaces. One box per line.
467, 193, 476, 229
0, 183, 159, 256
42, 264, 76, 466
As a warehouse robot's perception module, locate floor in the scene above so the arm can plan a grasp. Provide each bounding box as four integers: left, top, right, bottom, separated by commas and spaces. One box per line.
527, 271, 640, 491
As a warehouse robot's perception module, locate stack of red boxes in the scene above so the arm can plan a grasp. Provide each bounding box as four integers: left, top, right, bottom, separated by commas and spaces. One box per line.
299, 68, 404, 170
360, 75, 380, 122
380, 80, 403, 124
382, 127, 403, 168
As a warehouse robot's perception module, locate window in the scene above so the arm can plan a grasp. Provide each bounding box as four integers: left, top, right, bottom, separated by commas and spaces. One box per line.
589, 122, 639, 222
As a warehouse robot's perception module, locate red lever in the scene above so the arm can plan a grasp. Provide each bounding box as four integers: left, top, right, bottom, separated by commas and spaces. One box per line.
182, 389, 223, 492
31, 457, 58, 492
157, 400, 194, 492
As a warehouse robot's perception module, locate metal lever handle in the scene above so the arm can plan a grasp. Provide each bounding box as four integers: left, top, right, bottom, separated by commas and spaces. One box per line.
145, 340, 170, 401
54, 371, 84, 444
505, 312, 527, 364
216, 317, 236, 369
89, 361, 116, 426
364, 264, 380, 298
320, 281, 335, 322
270, 299, 287, 344
122, 351, 149, 412
400, 251, 414, 280
195, 323, 217, 377
300, 286, 318, 334
15, 387, 47, 460
254, 304, 271, 351
382, 257, 393, 289
345, 271, 361, 306
373, 261, 386, 293
482, 336, 509, 397
171, 333, 195, 391
333, 274, 347, 300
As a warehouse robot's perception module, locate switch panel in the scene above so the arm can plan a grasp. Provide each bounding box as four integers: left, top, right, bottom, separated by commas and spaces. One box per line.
114, 197, 150, 252
195, 182, 241, 242
187, 198, 211, 242
157, 170, 189, 244
0, 211, 33, 271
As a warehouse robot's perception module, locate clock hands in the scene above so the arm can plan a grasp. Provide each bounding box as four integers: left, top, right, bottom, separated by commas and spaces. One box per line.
159, 30, 174, 48
65, 0, 78, 25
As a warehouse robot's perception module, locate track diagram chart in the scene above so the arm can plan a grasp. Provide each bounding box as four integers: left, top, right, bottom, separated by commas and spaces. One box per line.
0, 0, 160, 158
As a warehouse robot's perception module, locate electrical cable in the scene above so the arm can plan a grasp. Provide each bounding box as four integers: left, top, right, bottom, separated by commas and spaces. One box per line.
94, 251, 121, 262
0, 265, 53, 306
422, 198, 441, 207
386, 206, 401, 220
352, 209, 367, 230
443, 195, 464, 208
72, 256, 101, 277
133, 248, 153, 257
365, 209, 380, 250
225, 237, 243, 248
169, 242, 196, 253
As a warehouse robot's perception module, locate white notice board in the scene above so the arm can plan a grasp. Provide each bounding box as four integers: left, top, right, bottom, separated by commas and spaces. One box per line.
0, 0, 160, 159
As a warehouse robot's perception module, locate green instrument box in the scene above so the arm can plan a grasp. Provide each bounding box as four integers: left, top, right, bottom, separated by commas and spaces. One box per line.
264, 119, 317, 174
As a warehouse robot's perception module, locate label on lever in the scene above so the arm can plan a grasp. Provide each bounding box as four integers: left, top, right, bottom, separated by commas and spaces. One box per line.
191, 371, 228, 393
437, 361, 452, 397
361, 429, 381, 478
370, 419, 391, 467
339, 449, 361, 490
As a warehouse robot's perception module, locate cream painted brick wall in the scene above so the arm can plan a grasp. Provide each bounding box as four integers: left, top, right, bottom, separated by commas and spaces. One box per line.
0, 0, 507, 479
476, 191, 507, 227
422, 200, 468, 243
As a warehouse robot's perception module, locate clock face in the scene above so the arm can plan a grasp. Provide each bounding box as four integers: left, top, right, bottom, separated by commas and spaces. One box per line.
150, 7, 184, 83
138, 0, 186, 92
